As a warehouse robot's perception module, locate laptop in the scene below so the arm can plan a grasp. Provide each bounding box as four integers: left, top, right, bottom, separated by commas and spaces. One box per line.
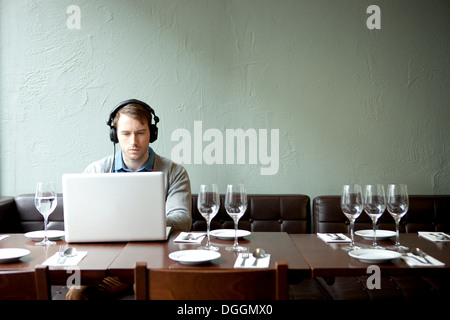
62, 172, 168, 243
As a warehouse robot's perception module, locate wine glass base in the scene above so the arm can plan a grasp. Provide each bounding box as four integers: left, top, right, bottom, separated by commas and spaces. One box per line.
198, 245, 219, 252
36, 239, 56, 246
370, 245, 386, 250
341, 245, 362, 252
225, 245, 246, 252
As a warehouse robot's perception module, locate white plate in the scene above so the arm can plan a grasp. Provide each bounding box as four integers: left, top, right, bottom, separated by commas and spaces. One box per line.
169, 250, 221, 265
209, 229, 251, 240
348, 249, 402, 264
0, 248, 30, 263
24, 230, 65, 241
355, 230, 396, 240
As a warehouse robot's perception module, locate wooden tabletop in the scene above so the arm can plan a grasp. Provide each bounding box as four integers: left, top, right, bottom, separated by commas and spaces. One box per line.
0, 234, 126, 284
3, 232, 448, 286
290, 233, 450, 277
109, 231, 311, 282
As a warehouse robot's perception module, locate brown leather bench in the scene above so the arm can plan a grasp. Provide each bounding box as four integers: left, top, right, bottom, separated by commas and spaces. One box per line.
312, 195, 450, 300
0, 194, 312, 234
0, 195, 65, 233
191, 194, 311, 233
314, 195, 450, 234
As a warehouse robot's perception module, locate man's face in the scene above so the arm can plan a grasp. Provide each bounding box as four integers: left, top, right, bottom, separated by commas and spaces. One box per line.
116, 113, 151, 167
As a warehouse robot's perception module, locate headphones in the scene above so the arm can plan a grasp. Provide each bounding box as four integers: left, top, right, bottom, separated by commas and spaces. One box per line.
107, 99, 159, 144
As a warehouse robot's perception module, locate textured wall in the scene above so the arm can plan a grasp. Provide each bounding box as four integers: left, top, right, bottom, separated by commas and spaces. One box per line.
1, 0, 449, 199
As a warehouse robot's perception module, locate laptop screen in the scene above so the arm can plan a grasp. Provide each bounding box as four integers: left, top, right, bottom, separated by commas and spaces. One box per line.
62, 172, 167, 243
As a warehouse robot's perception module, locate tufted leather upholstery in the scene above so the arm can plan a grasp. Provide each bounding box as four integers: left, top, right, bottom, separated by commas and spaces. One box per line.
313, 195, 450, 233
0, 194, 311, 234
0, 194, 65, 233
191, 194, 311, 234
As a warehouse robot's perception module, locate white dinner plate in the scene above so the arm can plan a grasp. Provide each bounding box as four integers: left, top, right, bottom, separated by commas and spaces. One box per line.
209, 229, 251, 240
24, 230, 65, 241
0, 248, 30, 263
355, 230, 396, 240
348, 249, 402, 264
169, 250, 221, 265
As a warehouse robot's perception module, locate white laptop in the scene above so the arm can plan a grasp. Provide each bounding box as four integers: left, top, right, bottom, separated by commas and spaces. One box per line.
62, 172, 168, 243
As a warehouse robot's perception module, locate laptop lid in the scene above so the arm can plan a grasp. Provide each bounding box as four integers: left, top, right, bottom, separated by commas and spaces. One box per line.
62, 172, 167, 243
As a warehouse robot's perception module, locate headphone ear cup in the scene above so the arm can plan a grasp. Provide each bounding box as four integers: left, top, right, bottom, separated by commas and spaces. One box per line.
149, 124, 158, 143
109, 126, 119, 144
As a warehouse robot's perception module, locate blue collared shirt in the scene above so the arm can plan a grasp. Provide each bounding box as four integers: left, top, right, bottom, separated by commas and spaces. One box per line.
114, 146, 156, 172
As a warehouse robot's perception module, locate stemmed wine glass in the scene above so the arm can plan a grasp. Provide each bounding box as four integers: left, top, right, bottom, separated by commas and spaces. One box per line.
225, 184, 248, 252
34, 182, 58, 246
341, 184, 363, 251
197, 184, 220, 251
364, 184, 386, 249
386, 183, 409, 252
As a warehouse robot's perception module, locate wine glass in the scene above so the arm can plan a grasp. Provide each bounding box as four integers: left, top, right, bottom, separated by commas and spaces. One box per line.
34, 182, 58, 246
386, 184, 409, 252
225, 184, 248, 252
341, 184, 363, 251
364, 184, 386, 249
197, 184, 220, 251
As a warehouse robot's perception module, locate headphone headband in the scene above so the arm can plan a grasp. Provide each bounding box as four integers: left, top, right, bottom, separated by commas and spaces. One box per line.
107, 99, 159, 143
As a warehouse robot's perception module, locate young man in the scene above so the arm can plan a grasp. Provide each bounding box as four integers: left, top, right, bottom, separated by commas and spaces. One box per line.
67, 100, 192, 300
84, 99, 192, 232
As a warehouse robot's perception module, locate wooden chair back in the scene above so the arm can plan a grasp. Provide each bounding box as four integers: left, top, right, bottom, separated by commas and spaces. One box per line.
134, 261, 288, 300
0, 265, 50, 300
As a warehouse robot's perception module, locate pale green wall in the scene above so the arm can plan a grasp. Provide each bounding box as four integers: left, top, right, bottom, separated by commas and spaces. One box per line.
1, 0, 449, 200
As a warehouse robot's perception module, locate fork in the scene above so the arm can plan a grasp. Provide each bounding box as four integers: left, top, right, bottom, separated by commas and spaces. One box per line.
240, 248, 249, 266
183, 233, 205, 240
57, 245, 67, 264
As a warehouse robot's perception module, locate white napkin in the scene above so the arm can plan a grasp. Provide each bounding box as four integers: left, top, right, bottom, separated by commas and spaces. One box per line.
174, 232, 206, 243
234, 253, 271, 268
401, 253, 445, 267
42, 251, 87, 267
0, 235, 9, 241
317, 233, 351, 243
418, 232, 450, 242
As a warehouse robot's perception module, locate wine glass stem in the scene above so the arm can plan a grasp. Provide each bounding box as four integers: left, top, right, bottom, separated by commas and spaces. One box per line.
372, 218, 377, 247
395, 219, 400, 247
349, 219, 355, 247
43, 216, 49, 242
233, 219, 239, 247
206, 219, 211, 247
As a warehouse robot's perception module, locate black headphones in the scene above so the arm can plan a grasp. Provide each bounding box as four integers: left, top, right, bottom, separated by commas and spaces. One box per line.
107, 99, 159, 144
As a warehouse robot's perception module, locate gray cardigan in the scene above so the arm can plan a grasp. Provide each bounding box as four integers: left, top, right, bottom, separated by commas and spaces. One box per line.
83, 154, 192, 232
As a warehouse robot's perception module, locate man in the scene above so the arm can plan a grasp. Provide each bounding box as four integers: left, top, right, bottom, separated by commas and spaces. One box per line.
67, 99, 192, 300
84, 99, 192, 232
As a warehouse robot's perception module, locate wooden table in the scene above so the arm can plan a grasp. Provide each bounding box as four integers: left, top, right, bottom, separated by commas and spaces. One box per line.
109, 231, 311, 282
290, 233, 450, 277
1, 232, 310, 285
0, 234, 126, 284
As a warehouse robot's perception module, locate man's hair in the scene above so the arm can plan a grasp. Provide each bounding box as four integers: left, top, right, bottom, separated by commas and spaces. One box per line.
113, 103, 153, 131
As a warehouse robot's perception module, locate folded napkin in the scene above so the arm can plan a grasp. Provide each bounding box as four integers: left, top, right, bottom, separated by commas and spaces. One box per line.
0, 235, 9, 241
234, 253, 271, 268
174, 232, 206, 243
418, 232, 450, 242
317, 233, 351, 243
401, 253, 445, 267
42, 251, 87, 267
